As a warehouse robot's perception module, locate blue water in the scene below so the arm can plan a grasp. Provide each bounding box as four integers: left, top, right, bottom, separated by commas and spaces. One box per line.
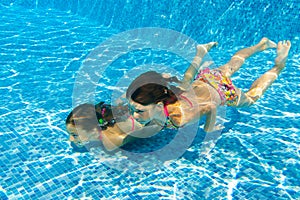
0, 0, 299, 199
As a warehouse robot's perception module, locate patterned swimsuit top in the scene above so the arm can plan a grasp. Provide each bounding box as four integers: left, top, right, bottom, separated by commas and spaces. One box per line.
195, 68, 238, 106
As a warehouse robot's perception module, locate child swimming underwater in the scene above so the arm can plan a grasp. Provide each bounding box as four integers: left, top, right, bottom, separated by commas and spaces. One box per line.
126, 39, 291, 132
66, 42, 218, 151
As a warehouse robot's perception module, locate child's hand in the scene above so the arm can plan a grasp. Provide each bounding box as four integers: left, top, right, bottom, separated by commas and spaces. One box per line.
213, 124, 225, 131
204, 124, 224, 132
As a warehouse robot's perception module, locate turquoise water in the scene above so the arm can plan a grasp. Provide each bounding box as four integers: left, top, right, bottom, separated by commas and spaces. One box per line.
0, 0, 299, 199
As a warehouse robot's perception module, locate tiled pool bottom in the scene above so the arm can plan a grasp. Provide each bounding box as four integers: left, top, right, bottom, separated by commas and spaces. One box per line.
1, 5, 300, 200
0, 6, 120, 199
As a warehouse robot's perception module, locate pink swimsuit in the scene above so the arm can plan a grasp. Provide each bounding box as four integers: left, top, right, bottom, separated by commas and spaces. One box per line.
196, 68, 238, 106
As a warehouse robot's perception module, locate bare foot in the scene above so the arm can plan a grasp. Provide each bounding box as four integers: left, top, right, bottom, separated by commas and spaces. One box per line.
275, 40, 291, 67
259, 37, 277, 51
196, 42, 218, 56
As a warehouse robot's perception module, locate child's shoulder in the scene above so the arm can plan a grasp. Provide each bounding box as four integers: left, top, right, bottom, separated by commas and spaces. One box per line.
167, 102, 183, 127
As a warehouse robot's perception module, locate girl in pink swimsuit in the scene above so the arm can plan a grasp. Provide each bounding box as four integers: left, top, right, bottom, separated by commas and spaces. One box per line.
127, 38, 291, 134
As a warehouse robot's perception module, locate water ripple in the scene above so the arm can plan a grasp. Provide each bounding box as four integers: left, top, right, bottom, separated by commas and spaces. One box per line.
0, 4, 299, 200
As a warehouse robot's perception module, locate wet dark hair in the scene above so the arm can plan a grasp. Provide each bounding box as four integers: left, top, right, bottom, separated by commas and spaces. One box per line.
66, 102, 115, 131
126, 71, 183, 106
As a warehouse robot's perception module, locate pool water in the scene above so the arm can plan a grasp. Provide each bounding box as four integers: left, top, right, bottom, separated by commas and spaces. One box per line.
0, 1, 299, 199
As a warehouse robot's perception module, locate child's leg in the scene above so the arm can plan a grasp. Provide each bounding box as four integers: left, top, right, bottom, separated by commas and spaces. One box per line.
218, 37, 277, 77
181, 42, 218, 88
236, 40, 291, 107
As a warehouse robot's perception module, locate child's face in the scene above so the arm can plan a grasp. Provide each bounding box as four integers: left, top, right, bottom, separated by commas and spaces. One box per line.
128, 99, 161, 125
66, 122, 101, 147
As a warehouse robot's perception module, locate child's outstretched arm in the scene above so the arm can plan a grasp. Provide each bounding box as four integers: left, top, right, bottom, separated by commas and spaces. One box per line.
102, 117, 163, 151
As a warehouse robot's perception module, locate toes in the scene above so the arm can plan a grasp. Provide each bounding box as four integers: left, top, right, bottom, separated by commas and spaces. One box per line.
196, 45, 207, 53
268, 39, 277, 48
261, 37, 276, 49
261, 37, 268, 43
281, 40, 291, 48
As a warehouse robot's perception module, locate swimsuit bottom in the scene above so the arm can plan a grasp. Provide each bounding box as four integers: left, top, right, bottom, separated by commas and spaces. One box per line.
195, 68, 238, 106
